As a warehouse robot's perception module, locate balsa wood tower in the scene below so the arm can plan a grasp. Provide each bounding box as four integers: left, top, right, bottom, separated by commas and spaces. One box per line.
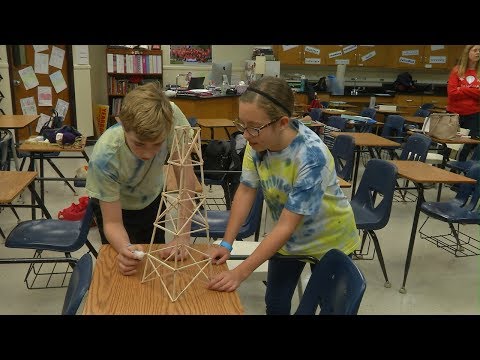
141, 125, 212, 302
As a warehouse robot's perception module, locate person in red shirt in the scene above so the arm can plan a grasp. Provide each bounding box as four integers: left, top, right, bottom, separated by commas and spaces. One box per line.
447, 45, 480, 161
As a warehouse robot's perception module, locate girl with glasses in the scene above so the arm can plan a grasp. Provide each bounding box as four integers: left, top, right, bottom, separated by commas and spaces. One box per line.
207, 76, 360, 315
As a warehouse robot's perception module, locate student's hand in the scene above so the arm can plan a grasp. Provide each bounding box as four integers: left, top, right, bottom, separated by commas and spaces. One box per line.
116, 244, 145, 276
160, 236, 190, 261
207, 245, 230, 265
207, 270, 242, 292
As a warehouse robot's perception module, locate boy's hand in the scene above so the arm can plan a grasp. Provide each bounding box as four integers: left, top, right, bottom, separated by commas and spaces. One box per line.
116, 244, 145, 276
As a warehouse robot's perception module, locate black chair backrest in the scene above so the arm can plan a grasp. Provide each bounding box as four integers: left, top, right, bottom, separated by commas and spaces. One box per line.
62, 253, 93, 315
381, 115, 405, 138
76, 199, 95, 250
295, 249, 367, 315
400, 133, 432, 161
351, 159, 398, 230
331, 135, 355, 181
360, 107, 376, 120
414, 108, 430, 117
326, 116, 348, 131
421, 103, 434, 110
309, 108, 322, 122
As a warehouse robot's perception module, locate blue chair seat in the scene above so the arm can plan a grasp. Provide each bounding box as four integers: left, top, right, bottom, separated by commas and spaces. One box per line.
350, 203, 385, 230
5, 219, 87, 252
191, 188, 264, 241
420, 202, 480, 224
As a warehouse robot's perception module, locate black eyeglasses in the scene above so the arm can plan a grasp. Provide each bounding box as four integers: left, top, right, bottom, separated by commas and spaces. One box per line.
233, 117, 282, 137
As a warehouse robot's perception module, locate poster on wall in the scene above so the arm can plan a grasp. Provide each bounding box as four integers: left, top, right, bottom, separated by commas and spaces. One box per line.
170, 45, 212, 64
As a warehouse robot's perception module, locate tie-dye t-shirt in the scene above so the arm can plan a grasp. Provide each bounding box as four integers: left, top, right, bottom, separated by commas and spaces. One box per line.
241, 119, 360, 258
86, 102, 189, 210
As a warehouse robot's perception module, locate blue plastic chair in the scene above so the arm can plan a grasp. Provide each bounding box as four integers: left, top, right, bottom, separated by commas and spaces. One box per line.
377, 115, 406, 159
331, 134, 355, 182
414, 108, 431, 117
418, 164, 480, 257
309, 108, 323, 122
421, 103, 435, 110
62, 253, 93, 315
350, 159, 398, 288
5, 198, 98, 289
446, 145, 480, 174
326, 116, 348, 131
191, 188, 264, 242
399, 133, 432, 161
294, 249, 366, 315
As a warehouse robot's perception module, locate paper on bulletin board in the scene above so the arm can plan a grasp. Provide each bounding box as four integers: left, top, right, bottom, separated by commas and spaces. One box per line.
76, 45, 89, 65
18, 66, 39, 90
431, 45, 444, 51
35, 113, 51, 133
49, 70, 67, 93
33, 45, 48, 53
49, 46, 65, 69
34, 52, 49, 74
361, 51, 376, 62
20, 97, 37, 115
55, 99, 69, 118
399, 57, 416, 65
342, 45, 357, 54
37, 86, 52, 106
282, 45, 298, 51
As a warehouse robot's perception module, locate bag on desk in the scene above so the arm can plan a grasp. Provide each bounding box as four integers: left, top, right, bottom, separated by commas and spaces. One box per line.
427, 113, 459, 140
40, 109, 64, 141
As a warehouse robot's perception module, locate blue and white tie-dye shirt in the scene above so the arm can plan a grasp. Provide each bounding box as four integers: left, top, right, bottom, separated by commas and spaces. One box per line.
86, 101, 189, 210
240, 119, 360, 258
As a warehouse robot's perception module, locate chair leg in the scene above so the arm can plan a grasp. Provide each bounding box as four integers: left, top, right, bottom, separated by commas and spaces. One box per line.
367, 229, 391, 288
449, 223, 464, 254
0, 226, 5, 239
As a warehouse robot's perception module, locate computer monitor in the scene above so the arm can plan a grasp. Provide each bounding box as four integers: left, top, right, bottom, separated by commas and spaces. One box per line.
210, 62, 232, 86
187, 77, 205, 90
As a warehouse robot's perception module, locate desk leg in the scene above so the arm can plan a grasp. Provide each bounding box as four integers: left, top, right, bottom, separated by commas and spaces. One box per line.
351, 147, 361, 199
399, 184, 424, 294
28, 182, 51, 219
223, 127, 231, 139
82, 150, 90, 162
7, 130, 20, 170
436, 144, 450, 201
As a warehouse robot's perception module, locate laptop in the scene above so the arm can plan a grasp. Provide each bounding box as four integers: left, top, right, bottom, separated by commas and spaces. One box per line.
188, 77, 205, 90
410, 117, 430, 133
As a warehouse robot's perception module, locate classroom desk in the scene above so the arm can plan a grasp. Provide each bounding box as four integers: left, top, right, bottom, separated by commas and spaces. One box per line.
407, 131, 480, 201
0, 171, 51, 220
196, 118, 235, 140
83, 244, 244, 315
338, 177, 351, 188
330, 132, 400, 197
403, 115, 426, 125
18, 137, 89, 216
388, 160, 476, 294
0, 115, 40, 170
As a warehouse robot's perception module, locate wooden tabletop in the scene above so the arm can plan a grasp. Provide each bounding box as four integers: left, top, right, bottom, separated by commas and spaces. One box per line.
197, 118, 235, 127
330, 132, 401, 147
389, 160, 477, 184
374, 109, 407, 115
18, 136, 87, 153
83, 244, 244, 315
0, 115, 40, 129
322, 109, 358, 116
403, 116, 426, 125
0, 171, 37, 203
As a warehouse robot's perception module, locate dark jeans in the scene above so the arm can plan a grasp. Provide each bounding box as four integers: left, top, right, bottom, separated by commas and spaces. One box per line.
265, 252, 353, 315
92, 195, 166, 245
459, 113, 480, 161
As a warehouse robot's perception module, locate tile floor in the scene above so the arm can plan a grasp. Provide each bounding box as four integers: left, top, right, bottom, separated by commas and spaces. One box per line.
0, 145, 479, 315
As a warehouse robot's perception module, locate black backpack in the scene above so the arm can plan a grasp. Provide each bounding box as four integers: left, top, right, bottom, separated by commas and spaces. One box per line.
393, 72, 416, 92
202, 139, 231, 180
